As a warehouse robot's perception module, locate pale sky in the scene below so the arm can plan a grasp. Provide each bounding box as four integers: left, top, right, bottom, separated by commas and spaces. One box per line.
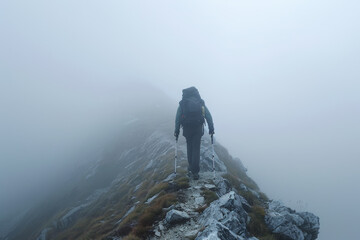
1, 1, 360, 239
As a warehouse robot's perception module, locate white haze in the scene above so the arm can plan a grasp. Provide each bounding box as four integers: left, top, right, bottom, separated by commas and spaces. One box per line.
1, 1, 360, 239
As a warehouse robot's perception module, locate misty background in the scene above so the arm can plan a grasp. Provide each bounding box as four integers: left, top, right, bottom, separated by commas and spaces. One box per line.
1, 1, 359, 239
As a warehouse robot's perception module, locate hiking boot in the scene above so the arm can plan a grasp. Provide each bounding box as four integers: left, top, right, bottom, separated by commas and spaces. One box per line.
193, 173, 199, 180
187, 170, 193, 178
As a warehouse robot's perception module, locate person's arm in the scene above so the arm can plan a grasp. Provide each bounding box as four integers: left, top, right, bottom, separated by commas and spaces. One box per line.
204, 106, 214, 134
174, 106, 182, 137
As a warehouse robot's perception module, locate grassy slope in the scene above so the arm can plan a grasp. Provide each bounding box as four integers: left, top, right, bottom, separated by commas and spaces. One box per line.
9, 124, 276, 240
49, 147, 189, 240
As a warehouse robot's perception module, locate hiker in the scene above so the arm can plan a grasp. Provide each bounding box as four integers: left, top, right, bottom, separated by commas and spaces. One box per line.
174, 87, 214, 180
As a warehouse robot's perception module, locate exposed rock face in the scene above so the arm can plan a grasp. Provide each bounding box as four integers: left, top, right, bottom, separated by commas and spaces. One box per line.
265, 201, 320, 240
165, 210, 190, 225
214, 178, 232, 197
196, 223, 244, 240
197, 191, 254, 239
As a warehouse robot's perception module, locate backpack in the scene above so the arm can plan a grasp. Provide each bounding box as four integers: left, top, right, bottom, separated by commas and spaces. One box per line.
180, 96, 205, 126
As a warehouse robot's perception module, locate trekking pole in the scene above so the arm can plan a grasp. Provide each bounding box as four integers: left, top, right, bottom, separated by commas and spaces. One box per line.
211, 134, 215, 178
175, 137, 178, 174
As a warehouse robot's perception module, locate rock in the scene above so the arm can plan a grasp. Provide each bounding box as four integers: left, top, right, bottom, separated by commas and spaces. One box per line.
159, 223, 165, 231
162, 204, 175, 211
265, 201, 320, 240
298, 212, 320, 240
221, 211, 247, 236
185, 230, 199, 238
219, 191, 250, 213
215, 178, 232, 197
165, 210, 190, 225
198, 191, 250, 238
196, 223, 244, 240
204, 184, 216, 190
154, 229, 161, 237
272, 222, 304, 240
192, 192, 201, 198
195, 196, 205, 205
268, 200, 291, 214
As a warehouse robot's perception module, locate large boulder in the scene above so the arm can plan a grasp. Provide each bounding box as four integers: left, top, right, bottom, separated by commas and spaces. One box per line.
265, 201, 320, 240
298, 212, 320, 240
197, 191, 253, 239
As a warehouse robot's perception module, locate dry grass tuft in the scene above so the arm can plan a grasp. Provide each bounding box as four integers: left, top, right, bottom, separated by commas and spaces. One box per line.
201, 189, 218, 205
127, 193, 177, 238
174, 176, 190, 189
146, 182, 169, 199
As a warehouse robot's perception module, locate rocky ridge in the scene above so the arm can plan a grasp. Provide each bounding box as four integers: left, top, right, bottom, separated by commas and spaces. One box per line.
147, 137, 320, 240
4, 125, 319, 240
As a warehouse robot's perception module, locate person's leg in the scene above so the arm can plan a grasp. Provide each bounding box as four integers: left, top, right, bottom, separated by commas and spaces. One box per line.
186, 136, 193, 173
191, 132, 202, 176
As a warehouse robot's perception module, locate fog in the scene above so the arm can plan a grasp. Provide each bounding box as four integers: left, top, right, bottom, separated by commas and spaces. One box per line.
1, 1, 360, 239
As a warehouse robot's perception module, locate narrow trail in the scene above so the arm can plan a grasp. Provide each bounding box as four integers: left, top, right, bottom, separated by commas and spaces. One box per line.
151, 171, 225, 240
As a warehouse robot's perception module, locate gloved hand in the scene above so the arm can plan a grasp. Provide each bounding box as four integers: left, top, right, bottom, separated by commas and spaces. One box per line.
174, 130, 180, 140
209, 129, 215, 135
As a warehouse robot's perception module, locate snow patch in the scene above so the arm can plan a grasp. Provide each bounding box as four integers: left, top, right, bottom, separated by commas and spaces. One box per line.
134, 182, 143, 192
145, 159, 154, 170
163, 173, 176, 182
145, 193, 160, 204
116, 205, 136, 225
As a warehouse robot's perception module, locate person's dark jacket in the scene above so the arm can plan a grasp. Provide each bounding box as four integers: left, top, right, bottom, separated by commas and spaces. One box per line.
174, 100, 214, 137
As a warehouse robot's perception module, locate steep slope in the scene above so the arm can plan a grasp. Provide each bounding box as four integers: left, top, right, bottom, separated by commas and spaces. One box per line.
4, 88, 320, 240
3, 84, 177, 240
7, 125, 319, 240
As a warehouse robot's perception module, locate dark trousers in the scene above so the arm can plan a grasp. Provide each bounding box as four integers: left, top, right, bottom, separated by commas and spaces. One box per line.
183, 125, 203, 174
